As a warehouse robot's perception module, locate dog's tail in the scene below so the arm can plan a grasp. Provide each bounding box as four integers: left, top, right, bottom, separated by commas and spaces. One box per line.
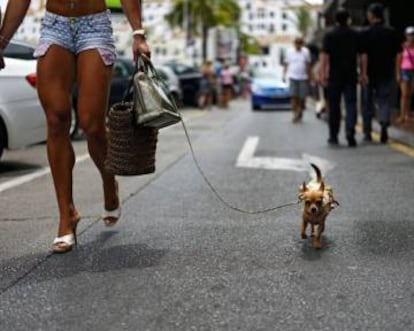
310, 163, 322, 183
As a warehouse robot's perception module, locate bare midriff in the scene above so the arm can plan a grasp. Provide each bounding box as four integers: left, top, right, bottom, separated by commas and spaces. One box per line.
46, 0, 107, 17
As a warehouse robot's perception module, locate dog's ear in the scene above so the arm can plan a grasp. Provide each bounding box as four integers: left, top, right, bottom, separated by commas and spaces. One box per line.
299, 182, 308, 193
319, 181, 325, 192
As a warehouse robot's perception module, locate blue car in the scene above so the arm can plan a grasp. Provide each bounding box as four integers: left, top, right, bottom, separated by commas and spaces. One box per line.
250, 70, 291, 111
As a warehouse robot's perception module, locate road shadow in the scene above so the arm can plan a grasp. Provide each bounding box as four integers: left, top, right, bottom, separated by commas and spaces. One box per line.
1, 231, 167, 290
0, 161, 43, 176
354, 219, 414, 257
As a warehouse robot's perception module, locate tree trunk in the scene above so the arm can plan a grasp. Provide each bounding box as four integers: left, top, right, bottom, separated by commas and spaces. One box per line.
202, 23, 209, 62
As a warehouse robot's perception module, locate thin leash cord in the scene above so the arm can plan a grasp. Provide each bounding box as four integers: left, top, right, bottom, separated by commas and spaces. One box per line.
178, 116, 300, 215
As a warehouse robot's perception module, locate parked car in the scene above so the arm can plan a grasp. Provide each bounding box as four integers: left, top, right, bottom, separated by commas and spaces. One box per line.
0, 41, 47, 160
250, 69, 291, 111
162, 60, 202, 106
155, 65, 183, 106
1, 40, 77, 157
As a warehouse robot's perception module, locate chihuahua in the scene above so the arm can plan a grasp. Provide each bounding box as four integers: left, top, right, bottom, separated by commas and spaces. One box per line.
299, 163, 339, 249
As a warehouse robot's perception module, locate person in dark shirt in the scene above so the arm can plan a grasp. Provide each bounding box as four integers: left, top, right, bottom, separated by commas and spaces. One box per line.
360, 2, 402, 143
320, 8, 362, 147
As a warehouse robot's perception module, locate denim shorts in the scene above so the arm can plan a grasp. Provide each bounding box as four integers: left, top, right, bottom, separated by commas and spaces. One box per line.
34, 10, 117, 66
401, 69, 414, 82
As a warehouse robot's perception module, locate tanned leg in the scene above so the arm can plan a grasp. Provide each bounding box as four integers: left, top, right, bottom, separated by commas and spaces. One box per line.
398, 81, 409, 123
291, 96, 299, 122
76, 50, 118, 214
37, 45, 78, 237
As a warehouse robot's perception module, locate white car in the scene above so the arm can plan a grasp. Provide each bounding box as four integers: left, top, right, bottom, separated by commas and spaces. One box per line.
155, 65, 183, 106
0, 48, 46, 160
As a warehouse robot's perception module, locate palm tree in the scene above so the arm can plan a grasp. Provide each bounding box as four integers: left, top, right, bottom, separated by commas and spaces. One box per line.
294, 7, 313, 39
166, 0, 240, 62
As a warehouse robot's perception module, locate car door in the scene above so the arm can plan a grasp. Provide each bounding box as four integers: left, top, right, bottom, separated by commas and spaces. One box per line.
109, 59, 134, 106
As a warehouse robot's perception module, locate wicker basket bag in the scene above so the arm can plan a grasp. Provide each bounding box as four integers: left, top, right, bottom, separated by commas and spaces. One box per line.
105, 102, 158, 176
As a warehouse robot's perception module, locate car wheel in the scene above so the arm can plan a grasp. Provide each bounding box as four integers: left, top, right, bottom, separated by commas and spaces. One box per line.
0, 120, 6, 160
252, 104, 260, 111
70, 107, 79, 139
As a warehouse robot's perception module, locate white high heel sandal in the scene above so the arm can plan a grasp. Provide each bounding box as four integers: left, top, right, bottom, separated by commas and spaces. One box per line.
52, 233, 77, 254
102, 206, 122, 227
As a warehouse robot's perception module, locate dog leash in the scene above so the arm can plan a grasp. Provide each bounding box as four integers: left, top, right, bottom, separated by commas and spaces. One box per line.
178, 116, 301, 215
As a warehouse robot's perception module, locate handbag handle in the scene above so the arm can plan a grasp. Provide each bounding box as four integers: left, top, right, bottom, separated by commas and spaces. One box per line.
122, 54, 164, 103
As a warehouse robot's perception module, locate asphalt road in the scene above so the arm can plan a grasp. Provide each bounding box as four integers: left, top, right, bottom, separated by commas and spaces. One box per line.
1, 100, 414, 331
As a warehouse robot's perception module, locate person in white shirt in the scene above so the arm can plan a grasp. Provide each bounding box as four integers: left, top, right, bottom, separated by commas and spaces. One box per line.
283, 36, 313, 122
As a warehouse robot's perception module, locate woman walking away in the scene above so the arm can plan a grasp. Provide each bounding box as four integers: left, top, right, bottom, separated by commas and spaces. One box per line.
396, 26, 414, 124
220, 62, 234, 108
198, 60, 216, 110
0, 0, 150, 254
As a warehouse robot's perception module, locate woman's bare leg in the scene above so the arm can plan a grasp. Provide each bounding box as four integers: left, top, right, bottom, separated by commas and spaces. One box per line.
76, 50, 118, 213
399, 80, 413, 122
37, 45, 79, 237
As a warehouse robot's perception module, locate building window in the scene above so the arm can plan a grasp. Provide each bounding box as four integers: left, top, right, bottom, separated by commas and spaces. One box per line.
282, 12, 288, 20
282, 23, 287, 31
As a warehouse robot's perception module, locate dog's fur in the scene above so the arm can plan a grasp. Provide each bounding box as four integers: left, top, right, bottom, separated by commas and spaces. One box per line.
299, 163, 339, 249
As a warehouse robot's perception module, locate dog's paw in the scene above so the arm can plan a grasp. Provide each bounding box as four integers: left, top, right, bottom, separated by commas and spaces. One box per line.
312, 240, 323, 249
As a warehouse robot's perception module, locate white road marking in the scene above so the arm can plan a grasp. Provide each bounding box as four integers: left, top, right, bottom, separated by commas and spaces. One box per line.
0, 154, 90, 193
236, 136, 335, 176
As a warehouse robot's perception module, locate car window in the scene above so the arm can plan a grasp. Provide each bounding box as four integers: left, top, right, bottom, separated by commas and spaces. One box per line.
113, 61, 130, 78
176, 64, 197, 75
156, 68, 169, 82
3, 42, 35, 60
165, 62, 196, 75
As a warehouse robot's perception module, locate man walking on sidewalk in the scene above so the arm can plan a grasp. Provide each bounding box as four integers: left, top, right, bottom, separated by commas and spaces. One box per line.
320, 8, 362, 147
283, 36, 313, 123
360, 2, 402, 143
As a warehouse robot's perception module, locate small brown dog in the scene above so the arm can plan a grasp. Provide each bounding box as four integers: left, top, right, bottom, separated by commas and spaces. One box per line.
299, 163, 339, 249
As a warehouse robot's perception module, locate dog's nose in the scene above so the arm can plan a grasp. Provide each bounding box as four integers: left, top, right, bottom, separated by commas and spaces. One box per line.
311, 207, 318, 214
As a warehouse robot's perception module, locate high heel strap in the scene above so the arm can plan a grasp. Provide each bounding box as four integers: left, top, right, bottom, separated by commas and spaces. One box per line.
53, 234, 76, 246
102, 206, 122, 227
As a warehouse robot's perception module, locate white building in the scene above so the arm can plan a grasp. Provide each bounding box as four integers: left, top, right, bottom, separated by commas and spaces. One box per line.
239, 0, 321, 70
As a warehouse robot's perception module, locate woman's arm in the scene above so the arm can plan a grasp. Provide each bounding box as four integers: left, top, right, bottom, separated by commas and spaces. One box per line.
0, 0, 31, 69
0, 0, 31, 49
319, 51, 329, 87
120, 0, 150, 59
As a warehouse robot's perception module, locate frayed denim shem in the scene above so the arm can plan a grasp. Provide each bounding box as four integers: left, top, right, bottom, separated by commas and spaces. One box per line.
34, 10, 117, 66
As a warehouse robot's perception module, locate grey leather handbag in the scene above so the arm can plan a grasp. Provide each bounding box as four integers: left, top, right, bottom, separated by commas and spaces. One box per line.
133, 55, 181, 129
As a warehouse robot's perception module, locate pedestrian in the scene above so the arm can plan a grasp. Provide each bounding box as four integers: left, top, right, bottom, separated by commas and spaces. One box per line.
0, 0, 150, 253
319, 8, 362, 147
283, 36, 313, 123
219, 61, 234, 108
197, 60, 216, 110
396, 26, 414, 124
360, 2, 402, 143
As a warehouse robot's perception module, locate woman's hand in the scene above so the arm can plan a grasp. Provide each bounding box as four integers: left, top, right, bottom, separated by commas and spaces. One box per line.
132, 35, 150, 61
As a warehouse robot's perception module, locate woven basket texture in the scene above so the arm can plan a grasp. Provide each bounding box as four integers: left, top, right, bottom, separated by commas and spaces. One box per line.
105, 102, 158, 176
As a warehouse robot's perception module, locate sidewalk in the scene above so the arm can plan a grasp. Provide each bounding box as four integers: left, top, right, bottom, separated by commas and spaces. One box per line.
309, 97, 414, 147
385, 114, 414, 146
